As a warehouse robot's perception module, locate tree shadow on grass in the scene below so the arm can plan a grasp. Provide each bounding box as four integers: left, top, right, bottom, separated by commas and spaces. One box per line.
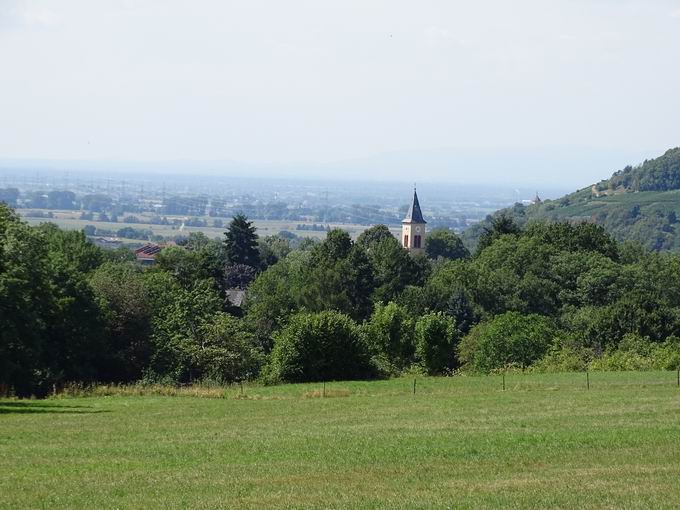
0, 402, 110, 415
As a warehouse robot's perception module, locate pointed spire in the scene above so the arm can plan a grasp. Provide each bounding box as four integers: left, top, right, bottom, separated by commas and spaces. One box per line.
403, 187, 426, 224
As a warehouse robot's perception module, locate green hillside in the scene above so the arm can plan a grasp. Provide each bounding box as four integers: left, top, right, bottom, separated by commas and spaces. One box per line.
465, 147, 680, 251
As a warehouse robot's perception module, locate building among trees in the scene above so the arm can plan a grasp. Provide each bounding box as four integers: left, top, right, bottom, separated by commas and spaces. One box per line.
401, 187, 427, 255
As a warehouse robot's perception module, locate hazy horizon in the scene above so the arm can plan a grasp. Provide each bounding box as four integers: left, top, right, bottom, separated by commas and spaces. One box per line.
1, 1, 679, 187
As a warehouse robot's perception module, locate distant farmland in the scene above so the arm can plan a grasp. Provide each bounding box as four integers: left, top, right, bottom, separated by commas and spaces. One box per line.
18, 209, 401, 241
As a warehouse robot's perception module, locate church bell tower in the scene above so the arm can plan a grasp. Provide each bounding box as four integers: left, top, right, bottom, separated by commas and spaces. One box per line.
402, 187, 426, 255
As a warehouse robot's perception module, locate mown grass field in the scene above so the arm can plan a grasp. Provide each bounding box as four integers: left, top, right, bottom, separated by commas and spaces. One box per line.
2, 372, 680, 509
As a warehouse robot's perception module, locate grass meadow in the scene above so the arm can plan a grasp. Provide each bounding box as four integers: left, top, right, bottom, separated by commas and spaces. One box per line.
2, 372, 680, 509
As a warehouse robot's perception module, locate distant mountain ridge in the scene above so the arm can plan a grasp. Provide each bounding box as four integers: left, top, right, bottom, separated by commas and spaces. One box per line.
464, 147, 680, 252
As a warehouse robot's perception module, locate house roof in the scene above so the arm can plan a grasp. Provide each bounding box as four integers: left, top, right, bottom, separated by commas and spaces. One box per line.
402, 189, 426, 224
135, 244, 162, 259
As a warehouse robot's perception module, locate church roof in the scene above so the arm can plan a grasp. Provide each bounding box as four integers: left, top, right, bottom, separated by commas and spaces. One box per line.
403, 189, 426, 224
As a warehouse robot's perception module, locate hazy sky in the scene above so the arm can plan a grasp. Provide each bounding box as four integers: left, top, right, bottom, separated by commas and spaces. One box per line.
1, 1, 679, 185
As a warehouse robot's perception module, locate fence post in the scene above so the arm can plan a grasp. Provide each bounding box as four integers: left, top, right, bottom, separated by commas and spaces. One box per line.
502, 372, 505, 391
677, 368, 679, 387
413, 378, 416, 395
586, 371, 590, 390
322, 381, 326, 398
240, 381, 244, 396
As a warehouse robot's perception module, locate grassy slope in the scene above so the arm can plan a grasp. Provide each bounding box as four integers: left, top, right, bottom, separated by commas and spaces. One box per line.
533, 189, 680, 219
463, 188, 680, 251
465, 148, 680, 250
2, 372, 680, 509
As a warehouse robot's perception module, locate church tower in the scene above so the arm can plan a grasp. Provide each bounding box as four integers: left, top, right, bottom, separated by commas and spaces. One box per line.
402, 187, 426, 255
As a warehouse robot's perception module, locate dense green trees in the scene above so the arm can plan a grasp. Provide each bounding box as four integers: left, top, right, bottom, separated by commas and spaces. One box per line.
0, 207, 54, 395
356, 224, 395, 251
6, 200, 680, 396
0, 207, 108, 395
89, 262, 153, 381
298, 230, 375, 320
607, 148, 680, 192
425, 229, 469, 260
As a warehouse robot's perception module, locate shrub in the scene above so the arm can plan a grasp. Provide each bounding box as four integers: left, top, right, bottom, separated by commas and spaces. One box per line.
588, 334, 680, 371
651, 336, 680, 370
530, 345, 591, 373
362, 302, 415, 374
458, 312, 555, 372
193, 314, 263, 383
414, 312, 457, 374
265, 311, 373, 383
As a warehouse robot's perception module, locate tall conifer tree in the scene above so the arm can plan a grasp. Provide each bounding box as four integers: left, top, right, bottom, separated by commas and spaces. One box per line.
224, 213, 261, 268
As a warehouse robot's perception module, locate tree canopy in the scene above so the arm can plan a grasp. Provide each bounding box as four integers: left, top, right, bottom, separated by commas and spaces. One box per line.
5, 198, 680, 395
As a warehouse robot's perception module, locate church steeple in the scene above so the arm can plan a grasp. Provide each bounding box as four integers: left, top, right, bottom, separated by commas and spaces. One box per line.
401, 186, 426, 255
403, 187, 426, 224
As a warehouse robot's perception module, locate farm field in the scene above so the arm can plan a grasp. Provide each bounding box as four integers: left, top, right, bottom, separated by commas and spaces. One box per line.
2, 372, 680, 509
18, 209, 399, 240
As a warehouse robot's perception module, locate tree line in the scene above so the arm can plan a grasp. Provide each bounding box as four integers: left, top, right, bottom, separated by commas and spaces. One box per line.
2, 203, 680, 397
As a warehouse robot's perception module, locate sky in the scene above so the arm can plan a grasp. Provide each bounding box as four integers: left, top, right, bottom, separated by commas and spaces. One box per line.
1, 0, 679, 186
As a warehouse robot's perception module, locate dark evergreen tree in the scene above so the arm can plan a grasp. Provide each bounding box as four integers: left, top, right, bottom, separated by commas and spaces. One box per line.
224, 213, 261, 268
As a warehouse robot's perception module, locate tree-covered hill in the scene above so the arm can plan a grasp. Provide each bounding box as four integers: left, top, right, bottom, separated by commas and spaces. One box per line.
464, 147, 680, 251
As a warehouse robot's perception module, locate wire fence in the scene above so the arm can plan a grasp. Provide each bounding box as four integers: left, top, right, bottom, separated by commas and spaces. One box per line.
3, 370, 679, 400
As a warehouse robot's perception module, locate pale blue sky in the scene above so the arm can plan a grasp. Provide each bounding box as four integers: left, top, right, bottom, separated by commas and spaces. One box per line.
1, 1, 679, 185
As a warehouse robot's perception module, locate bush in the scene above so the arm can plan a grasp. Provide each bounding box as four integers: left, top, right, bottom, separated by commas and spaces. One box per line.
458, 312, 555, 372
192, 314, 262, 383
265, 311, 373, 383
651, 336, 680, 370
530, 345, 591, 373
414, 312, 457, 374
362, 302, 415, 374
587, 334, 680, 371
